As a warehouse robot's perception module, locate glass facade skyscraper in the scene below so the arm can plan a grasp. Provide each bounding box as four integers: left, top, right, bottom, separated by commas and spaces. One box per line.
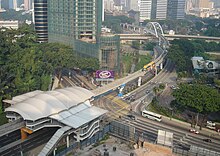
167, 0, 186, 19
138, 0, 152, 21
34, 0, 120, 72
47, 0, 102, 44
151, 0, 168, 20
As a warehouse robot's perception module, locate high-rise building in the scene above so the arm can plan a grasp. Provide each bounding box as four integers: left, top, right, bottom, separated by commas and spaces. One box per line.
9, 0, 17, 10
130, 0, 139, 11
104, 0, 115, 11
48, 0, 119, 72
138, 0, 152, 21
34, 0, 48, 43
195, 0, 213, 9
0, 0, 2, 10
151, 0, 168, 19
185, 0, 193, 13
167, 0, 186, 19
48, 0, 102, 42
24, 0, 30, 10
34, 0, 120, 72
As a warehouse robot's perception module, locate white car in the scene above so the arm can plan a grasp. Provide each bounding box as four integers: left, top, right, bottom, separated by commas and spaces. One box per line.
207, 121, 216, 127
189, 129, 199, 134
170, 85, 176, 90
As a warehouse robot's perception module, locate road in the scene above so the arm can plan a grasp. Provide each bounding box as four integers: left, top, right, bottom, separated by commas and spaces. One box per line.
115, 115, 220, 153
93, 58, 220, 154
130, 59, 176, 114
0, 130, 21, 148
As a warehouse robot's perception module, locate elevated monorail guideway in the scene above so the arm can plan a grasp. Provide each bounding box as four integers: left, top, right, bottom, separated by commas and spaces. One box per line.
93, 23, 168, 97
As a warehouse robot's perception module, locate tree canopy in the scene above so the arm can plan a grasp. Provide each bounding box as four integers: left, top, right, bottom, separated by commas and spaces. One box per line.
0, 10, 32, 22
142, 16, 220, 37
103, 15, 135, 33
0, 25, 99, 116
172, 84, 220, 114
168, 39, 220, 74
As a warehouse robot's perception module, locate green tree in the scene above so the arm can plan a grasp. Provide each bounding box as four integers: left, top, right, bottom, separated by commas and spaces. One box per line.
143, 42, 156, 51
131, 41, 140, 50
0, 25, 100, 125
0, 10, 32, 21
103, 15, 135, 33
172, 84, 220, 129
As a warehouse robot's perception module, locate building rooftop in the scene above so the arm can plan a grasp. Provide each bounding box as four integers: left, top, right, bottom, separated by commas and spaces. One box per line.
5, 87, 98, 121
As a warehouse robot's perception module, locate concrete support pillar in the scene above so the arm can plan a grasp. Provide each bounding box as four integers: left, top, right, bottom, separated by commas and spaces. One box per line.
155, 67, 158, 76
21, 129, 28, 140
53, 148, 57, 156
66, 135, 70, 148
160, 63, 163, 69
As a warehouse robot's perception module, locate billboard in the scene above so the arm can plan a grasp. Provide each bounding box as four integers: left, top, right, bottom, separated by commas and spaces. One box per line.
96, 70, 114, 81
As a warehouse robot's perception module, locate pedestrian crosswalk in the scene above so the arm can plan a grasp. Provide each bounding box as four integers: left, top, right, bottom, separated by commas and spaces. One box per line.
102, 94, 131, 122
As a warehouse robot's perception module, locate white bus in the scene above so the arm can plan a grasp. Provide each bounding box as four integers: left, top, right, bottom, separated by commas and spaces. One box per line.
142, 110, 162, 122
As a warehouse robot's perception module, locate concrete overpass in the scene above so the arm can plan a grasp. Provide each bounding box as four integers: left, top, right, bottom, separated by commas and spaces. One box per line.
119, 34, 220, 42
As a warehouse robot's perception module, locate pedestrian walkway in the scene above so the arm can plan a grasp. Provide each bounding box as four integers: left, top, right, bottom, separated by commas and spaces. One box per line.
38, 126, 71, 156
162, 116, 220, 139
92, 70, 145, 96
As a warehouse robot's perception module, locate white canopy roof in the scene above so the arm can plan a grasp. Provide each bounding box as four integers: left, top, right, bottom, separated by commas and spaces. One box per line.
50, 102, 107, 129
5, 87, 95, 121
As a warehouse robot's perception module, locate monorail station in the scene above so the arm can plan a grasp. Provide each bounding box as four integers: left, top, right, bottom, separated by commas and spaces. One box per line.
4, 87, 107, 155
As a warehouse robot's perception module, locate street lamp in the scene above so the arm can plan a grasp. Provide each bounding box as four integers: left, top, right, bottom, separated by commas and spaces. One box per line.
169, 108, 173, 120
20, 144, 23, 156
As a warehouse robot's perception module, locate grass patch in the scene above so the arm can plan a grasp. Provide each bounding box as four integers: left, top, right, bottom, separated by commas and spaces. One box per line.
0, 113, 8, 126
135, 54, 152, 71
147, 98, 171, 116
208, 54, 220, 61
147, 98, 187, 122
122, 54, 134, 73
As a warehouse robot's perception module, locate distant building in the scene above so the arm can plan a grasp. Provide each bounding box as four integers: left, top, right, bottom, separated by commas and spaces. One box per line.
128, 9, 140, 25
167, 0, 186, 19
138, 0, 152, 21
191, 56, 220, 76
9, 0, 17, 10
195, 0, 213, 9
130, 0, 139, 11
33, 0, 48, 43
0, 20, 19, 29
104, 0, 115, 11
151, 0, 168, 20
24, 0, 31, 10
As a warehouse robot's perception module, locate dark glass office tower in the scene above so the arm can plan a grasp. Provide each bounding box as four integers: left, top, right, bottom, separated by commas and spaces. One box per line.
167, 0, 186, 19
34, 0, 48, 43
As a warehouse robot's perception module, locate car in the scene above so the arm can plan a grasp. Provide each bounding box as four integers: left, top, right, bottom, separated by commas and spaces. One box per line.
146, 90, 150, 94
170, 85, 177, 90
125, 97, 131, 101
203, 139, 212, 143
189, 129, 199, 134
127, 114, 135, 120
207, 121, 216, 127
130, 98, 135, 102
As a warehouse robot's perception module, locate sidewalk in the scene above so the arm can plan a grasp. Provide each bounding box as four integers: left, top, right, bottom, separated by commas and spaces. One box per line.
162, 116, 220, 139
